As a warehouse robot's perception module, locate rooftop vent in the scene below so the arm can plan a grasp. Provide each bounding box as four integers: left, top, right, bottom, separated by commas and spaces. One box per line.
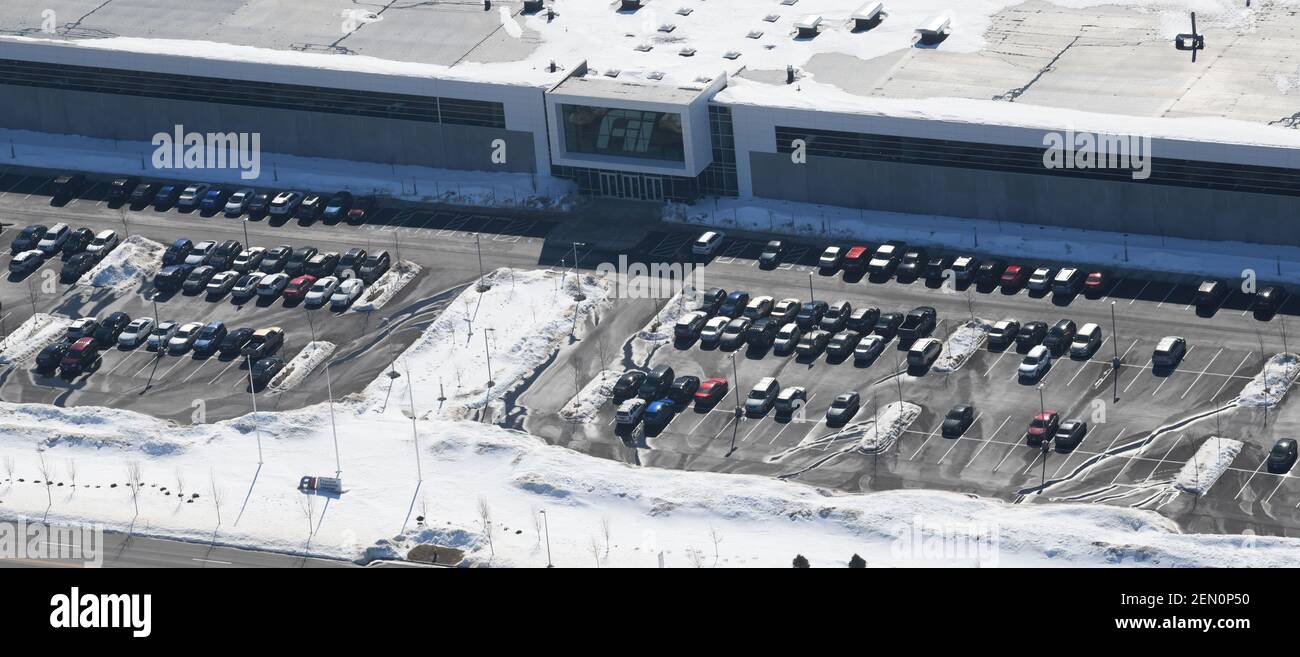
658, 23, 676, 32
619, 0, 643, 11
915, 14, 950, 45
522, 0, 545, 14
780, 0, 798, 5
676, 7, 693, 16
604, 69, 622, 77
646, 71, 665, 80
723, 51, 741, 60
746, 29, 764, 39
694, 75, 713, 84
634, 43, 653, 52
679, 47, 697, 57
852, 2, 884, 31
794, 14, 822, 38
763, 14, 779, 23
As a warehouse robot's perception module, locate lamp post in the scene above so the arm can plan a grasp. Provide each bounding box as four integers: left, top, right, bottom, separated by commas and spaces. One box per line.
539, 509, 553, 568
484, 328, 496, 387
474, 233, 490, 292
1038, 383, 1048, 490
571, 242, 586, 301
1110, 300, 1120, 401
245, 354, 264, 465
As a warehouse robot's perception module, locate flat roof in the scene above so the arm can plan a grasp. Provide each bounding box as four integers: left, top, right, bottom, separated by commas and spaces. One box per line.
1, 0, 1298, 134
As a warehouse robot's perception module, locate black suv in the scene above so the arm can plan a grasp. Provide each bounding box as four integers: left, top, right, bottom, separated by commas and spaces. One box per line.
284, 246, 317, 277
358, 250, 391, 284
92, 312, 132, 347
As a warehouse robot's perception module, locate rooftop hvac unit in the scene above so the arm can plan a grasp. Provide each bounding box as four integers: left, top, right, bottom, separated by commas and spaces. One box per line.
915, 14, 950, 44
522, 0, 544, 13
620, 0, 643, 10
794, 14, 822, 38
852, 2, 884, 30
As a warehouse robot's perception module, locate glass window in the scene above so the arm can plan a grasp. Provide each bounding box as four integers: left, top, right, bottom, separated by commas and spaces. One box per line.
561, 104, 685, 162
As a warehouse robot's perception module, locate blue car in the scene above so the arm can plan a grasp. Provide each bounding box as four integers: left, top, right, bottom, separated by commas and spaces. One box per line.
718, 290, 750, 318
192, 320, 228, 355
153, 184, 180, 207
199, 188, 228, 211
644, 399, 677, 425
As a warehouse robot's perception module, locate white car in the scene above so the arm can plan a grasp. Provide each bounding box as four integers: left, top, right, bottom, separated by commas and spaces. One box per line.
168, 322, 203, 354
743, 295, 774, 320
691, 231, 724, 255
1070, 323, 1102, 358
117, 318, 155, 349
699, 316, 730, 345
1018, 345, 1052, 380
744, 377, 780, 415
615, 398, 647, 426
269, 191, 304, 216
231, 272, 264, 298
205, 270, 240, 297
773, 323, 802, 353
185, 240, 216, 266
37, 223, 70, 255
1026, 267, 1054, 292
818, 246, 843, 269
330, 278, 365, 310
256, 272, 290, 298
224, 188, 255, 216
304, 276, 341, 307
146, 320, 178, 351
85, 229, 120, 257
232, 246, 266, 273
772, 298, 801, 323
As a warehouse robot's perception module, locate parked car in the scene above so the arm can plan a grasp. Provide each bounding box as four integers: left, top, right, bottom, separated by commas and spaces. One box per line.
251, 357, 286, 389
117, 318, 155, 349
336, 248, 367, 278
208, 239, 243, 270
304, 276, 341, 307
853, 335, 886, 363
1016, 321, 1048, 350
185, 240, 216, 266
698, 288, 727, 316
827, 330, 863, 359
615, 399, 647, 426
771, 298, 801, 324
330, 278, 365, 310
699, 316, 730, 346
168, 322, 203, 354
59, 337, 100, 375
1254, 286, 1287, 313
942, 405, 975, 438
668, 376, 701, 403
907, 337, 942, 368
269, 191, 304, 216
643, 399, 677, 425
153, 264, 192, 292
153, 184, 181, 208
198, 187, 229, 212
795, 330, 830, 358
897, 248, 929, 279
219, 328, 255, 358
1152, 336, 1188, 368
1027, 411, 1061, 447
177, 184, 211, 209
758, 240, 785, 268
846, 306, 880, 334
841, 245, 870, 272
10, 224, 47, 254
975, 259, 1006, 285
719, 318, 752, 350
744, 317, 779, 348
84, 230, 120, 258
898, 306, 938, 343
999, 265, 1028, 288
283, 275, 318, 301
304, 252, 340, 278
205, 270, 240, 297
773, 323, 802, 355
742, 295, 774, 320
232, 247, 267, 273
873, 313, 904, 341
950, 256, 979, 283
162, 239, 193, 266
261, 245, 293, 273
923, 255, 955, 281
146, 321, 179, 351
795, 300, 829, 329
128, 182, 158, 205
346, 196, 375, 224
771, 386, 806, 417
182, 265, 217, 294
1018, 345, 1052, 381
1054, 420, 1089, 452
1042, 319, 1078, 354
223, 188, 256, 216
1193, 279, 1227, 311
9, 250, 44, 276
61, 227, 95, 256
694, 377, 729, 405
51, 174, 85, 202
37, 223, 70, 255
322, 192, 354, 221
296, 193, 326, 221
612, 370, 646, 400
65, 317, 100, 342
92, 312, 131, 347
1026, 267, 1054, 292
105, 177, 139, 203
231, 272, 264, 299
826, 392, 861, 426
1083, 271, 1109, 296
718, 291, 750, 318
256, 272, 290, 299
744, 377, 780, 416
820, 300, 852, 332
1052, 267, 1084, 295
818, 246, 843, 270
1069, 323, 1102, 359
867, 241, 905, 276
989, 319, 1021, 348
241, 327, 285, 359
192, 321, 229, 355
691, 231, 724, 255
1268, 439, 1298, 474
35, 342, 69, 372
358, 250, 391, 284
246, 192, 272, 216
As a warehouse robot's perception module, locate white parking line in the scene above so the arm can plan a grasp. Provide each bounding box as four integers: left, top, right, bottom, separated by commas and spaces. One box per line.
936, 413, 994, 464
1233, 457, 1270, 500
741, 416, 767, 442
0, 175, 27, 199
181, 358, 215, 383
1128, 280, 1152, 305
105, 351, 141, 375
907, 424, 945, 461
712, 415, 738, 441
992, 436, 1028, 471
1179, 347, 1224, 399
1262, 475, 1289, 505
983, 350, 1008, 378
1140, 434, 1185, 483
1122, 358, 1153, 393
1096, 278, 1124, 304
1154, 284, 1178, 308
208, 359, 241, 386
157, 356, 188, 380
1209, 352, 1253, 403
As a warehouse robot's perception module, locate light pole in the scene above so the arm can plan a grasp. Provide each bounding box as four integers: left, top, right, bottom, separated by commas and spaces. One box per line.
474, 233, 490, 292
406, 359, 422, 482
241, 216, 250, 247
571, 242, 586, 301
304, 306, 341, 477
539, 509, 553, 568
1038, 382, 1048, 489
729, 352, 742, 456
1110, 300, 1120, 401
807, 272, 815, 303
484, 328, 495, 387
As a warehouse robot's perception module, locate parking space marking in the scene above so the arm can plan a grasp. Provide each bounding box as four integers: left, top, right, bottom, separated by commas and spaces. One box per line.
22, 178, 49, 201
1233, 457, 1270, 500
1209, 352, 1253, 403
712, 414, 738, 441
209, 359, 241, 386
435, 214, 471, 237
1178, 347, 1224, 399
1262, 475, 1288, 505
991, 435, 1028, 471
130, 353, 164, 378
907, 423, 946, 461
1096, 278, 1124, 304
936, 413, 994, 464
105, 351, 142, 375
1122, 358, 1153, 393
778, 246, 810, 270
157, 356, 188, 381
1128, 280, 1152, 305
1153, 284, 1177, 308
983, 350, 1009, 378
181, 358, 216, 383
740, 416, 768, 442
1140, 434, 1185, 483
0, 175, 28, 199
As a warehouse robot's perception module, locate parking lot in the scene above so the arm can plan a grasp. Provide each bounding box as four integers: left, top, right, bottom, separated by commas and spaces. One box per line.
0, 168, 560, 423
525, 227, 1300, 538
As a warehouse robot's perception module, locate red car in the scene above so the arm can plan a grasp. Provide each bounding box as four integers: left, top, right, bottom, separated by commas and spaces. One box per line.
1026, 411, 1060, 446
842, 245, 871, 271
999, 264, 1028, 288
59, 337, 100, 374
1084, 271, 1109, 295
283, 274, 317, 301
694, 377, 729, 405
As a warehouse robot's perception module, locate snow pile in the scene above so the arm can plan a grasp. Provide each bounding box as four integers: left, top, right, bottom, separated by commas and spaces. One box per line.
351, 260, 421, 312
1236, 353, 1300, 408
77, 235, 164, 291
0, 313, 71, 365
857, 402, 923, 454
268, 341, 336, 394
362, 267, 610, 420
933, 320, 991, 373
558, 369, 620, 422
629, 289, 698, 366
1174, 437, 1243, 496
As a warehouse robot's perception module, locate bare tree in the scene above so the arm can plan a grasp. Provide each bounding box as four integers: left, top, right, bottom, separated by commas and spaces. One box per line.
297, 493, 315, 537
209, 469, 223, 528
589, 536, 601, 568
477, 497, 494, 557
36, 450, 51, 508
708, 524, 723, 566
65, 459, 77, 490
685, 547, 705, 568
3, 455, 14, 482
531, 506, 542, 547
417, 494, 429, 526
600, 516, 612, 556
174, 467, 185, 497
126, 461, 143, 516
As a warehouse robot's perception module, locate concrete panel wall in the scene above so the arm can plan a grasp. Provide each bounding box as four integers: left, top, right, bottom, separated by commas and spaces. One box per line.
750, 152, 1300, 246
0, 84, 536, 173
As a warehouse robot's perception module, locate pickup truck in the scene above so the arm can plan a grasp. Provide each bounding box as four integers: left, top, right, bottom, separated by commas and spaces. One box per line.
897, 306, 937, 343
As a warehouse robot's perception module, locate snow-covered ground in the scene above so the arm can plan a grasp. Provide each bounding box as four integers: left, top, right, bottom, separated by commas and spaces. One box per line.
933, 319, 990, 373
267, 341, 336, 394
559, 369, 619, 423
1174, 437, 1243, 496
0, 129, 576, 212
0, 313, 71, 365
350, 260, 420, 313
667, 199, 1300, 286
1236, 353, 1300, 408
77, 235, 164, 292
628, 288, 698, 366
